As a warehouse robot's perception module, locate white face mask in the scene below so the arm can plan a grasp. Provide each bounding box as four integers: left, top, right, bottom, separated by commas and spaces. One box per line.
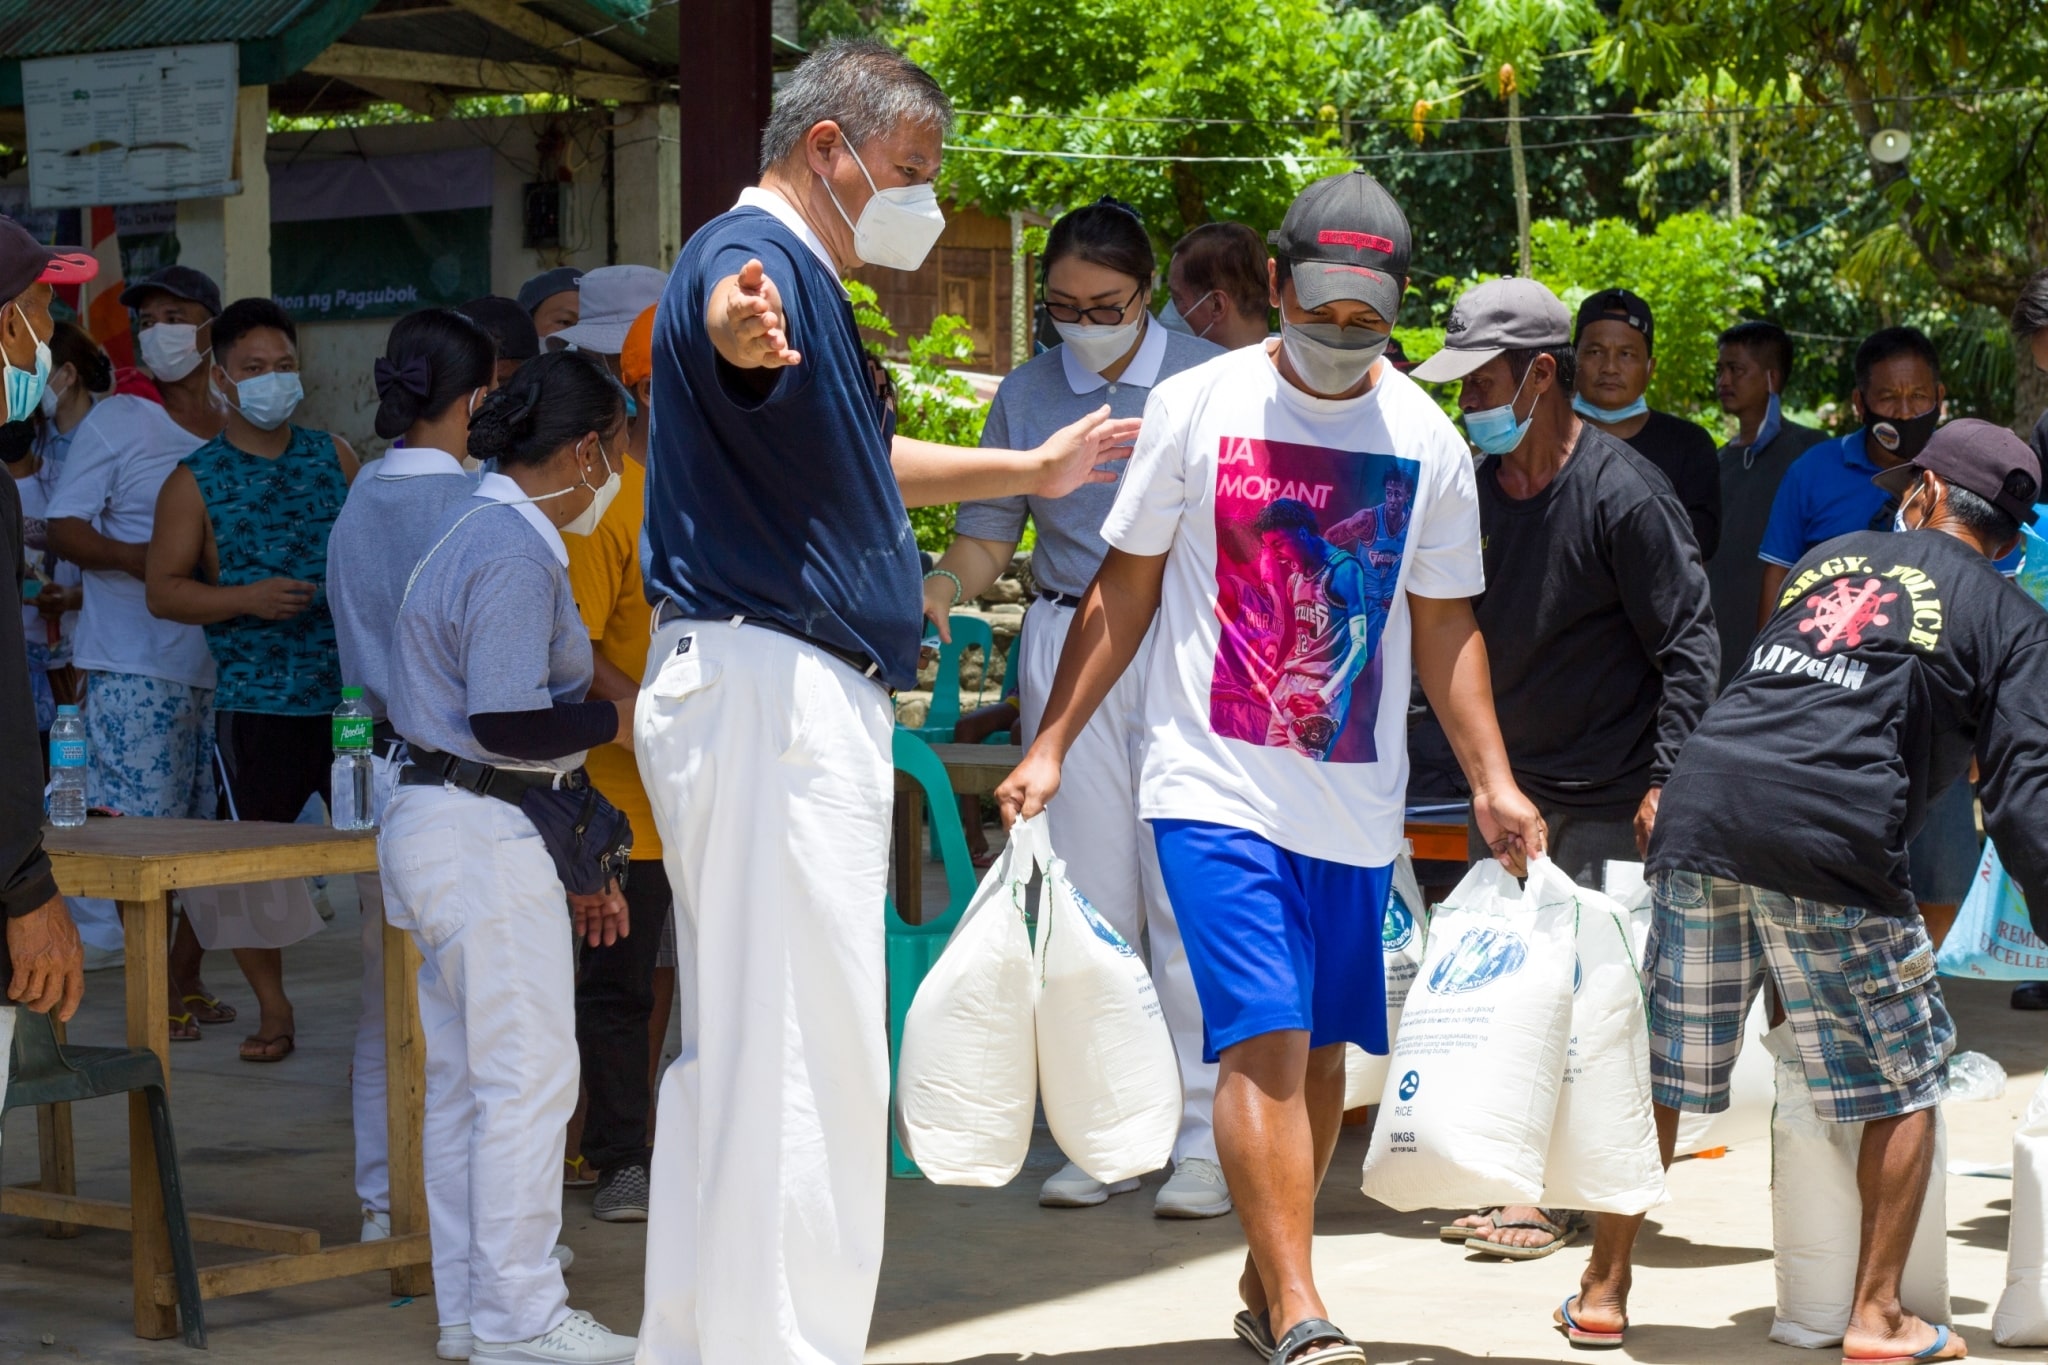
1159, 291, 1220, 340
1279, 318, 1388, 397
1053, 313, 1145, 374
38, 369, 66, 418
823, 136, 946, 272
138, 322, 206, 382
217, 369, 304, 431
551, 438, 622, 537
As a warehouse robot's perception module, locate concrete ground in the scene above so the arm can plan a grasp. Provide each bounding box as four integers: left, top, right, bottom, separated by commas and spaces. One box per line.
4, 873, 2047, 1365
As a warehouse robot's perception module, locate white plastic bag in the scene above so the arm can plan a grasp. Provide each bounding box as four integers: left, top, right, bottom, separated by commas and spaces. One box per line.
1361, 856, 1575, 1211
1538, 884, 1668, 1214
1995, 1072, 2048, 1345
1766, 1023, 1949, 1347
894, 817, 1044, 1186
178, 880, 323, 950
1344, 849, 1428, 1110
1034, 834, 1181, 1184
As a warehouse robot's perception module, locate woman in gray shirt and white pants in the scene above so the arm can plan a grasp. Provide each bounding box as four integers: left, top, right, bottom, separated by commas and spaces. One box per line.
381, 351, 637, 1365
923, 199, 1228, 1218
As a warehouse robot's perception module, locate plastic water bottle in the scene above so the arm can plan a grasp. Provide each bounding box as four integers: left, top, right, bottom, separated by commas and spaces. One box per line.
47, 704, 88, 827
330, 687, 377, 831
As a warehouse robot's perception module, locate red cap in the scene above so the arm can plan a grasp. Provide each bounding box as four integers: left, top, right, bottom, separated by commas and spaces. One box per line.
0, 215, 96, 302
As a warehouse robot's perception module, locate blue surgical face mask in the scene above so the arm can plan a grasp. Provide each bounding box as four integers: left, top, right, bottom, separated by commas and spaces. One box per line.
624, 391, 639, 419
1462, 364, 1535, 455
220, 369, 304, 431
4, 304, 51, 424
1571, 392, 1649, 424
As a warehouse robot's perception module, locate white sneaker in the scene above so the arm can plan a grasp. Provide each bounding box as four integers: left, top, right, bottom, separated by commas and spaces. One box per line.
471, 1309, 635, 1363
1038, 1161, 1141, 1208
437, 1323, 474, 1360
550, 1242, 574, 1273
360, 1207, 391, 1242
1154, 1157, 1233, 1219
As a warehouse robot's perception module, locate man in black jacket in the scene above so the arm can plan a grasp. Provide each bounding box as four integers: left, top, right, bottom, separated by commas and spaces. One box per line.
1, 215, 93, 1134
1565, 420, 2048, 1364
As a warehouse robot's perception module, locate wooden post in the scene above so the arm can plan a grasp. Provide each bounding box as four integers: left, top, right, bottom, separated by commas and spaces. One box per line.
1010, 211, 1027, 370
35, 1016, 79, 1239
676, 0, 773, 241
123, 895, 178, 1340
1727, 112, 1742, 218
383, 913, 432, 1297
1506, 79, 1531, 277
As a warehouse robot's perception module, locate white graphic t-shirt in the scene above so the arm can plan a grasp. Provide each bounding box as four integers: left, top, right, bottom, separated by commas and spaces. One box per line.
1102, 344, 1483, 867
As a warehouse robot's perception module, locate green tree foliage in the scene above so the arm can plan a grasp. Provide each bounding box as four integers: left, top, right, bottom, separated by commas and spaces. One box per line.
903, 0, 1352, 246
848, 279, 989, 551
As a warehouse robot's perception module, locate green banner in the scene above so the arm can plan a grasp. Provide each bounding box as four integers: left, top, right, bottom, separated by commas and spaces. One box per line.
272, 206, 489, 322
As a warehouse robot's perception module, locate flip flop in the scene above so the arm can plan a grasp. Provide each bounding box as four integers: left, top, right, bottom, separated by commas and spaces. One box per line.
239, 1032, 295, 1063
1440, 1208, 1502, 1242
1269, 1317, 1366, 1365
181, 991, 238, 1024
1842, 1323, 1967, 1363
1468, 1209, 1585, 1261
1232, 1309, 1275, 1358
564, 1156, 599, 1189
168, 1011, 202, 1042
1554, 1296, 1627, 1350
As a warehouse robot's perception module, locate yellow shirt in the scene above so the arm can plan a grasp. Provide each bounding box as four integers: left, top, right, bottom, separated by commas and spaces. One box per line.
565, 456, 660, 861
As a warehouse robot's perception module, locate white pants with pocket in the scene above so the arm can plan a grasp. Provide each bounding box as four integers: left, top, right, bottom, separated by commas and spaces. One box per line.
379, 780, 576, 1344
634, 619, 894, 1365
350, 751, 403, 1219
0, 1005, 13, 1159
1020, 596, 1216, 1164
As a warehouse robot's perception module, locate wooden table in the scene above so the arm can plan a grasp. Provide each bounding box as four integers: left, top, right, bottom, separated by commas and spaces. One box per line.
4, 819, 432, 1339
891, 744, 1475, 919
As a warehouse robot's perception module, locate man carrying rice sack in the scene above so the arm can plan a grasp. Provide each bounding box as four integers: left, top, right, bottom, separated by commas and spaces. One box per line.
1565, 420, 2048, 1363
998, 170, 1546, 1365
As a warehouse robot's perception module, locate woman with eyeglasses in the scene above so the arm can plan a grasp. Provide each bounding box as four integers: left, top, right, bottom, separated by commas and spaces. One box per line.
922, 196, 1229, 1219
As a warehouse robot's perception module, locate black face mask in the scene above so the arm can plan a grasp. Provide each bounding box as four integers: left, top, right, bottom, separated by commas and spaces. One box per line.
1861, 401, 1939, 462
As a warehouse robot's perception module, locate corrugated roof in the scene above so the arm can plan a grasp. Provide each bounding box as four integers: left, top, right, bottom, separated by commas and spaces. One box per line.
0, 0, 379, 103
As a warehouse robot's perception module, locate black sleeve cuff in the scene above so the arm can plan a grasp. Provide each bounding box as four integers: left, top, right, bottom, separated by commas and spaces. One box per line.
2, 846, 59, 919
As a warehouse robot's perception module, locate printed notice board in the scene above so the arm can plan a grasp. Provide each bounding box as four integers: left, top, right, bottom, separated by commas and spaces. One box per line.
23, 44, 240, 209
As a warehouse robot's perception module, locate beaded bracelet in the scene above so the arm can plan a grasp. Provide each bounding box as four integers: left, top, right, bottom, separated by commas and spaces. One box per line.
924, 567, 964, 607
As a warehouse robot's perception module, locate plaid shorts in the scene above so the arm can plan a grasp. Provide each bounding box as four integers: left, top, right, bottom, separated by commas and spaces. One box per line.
1646, 869, 1953, 1124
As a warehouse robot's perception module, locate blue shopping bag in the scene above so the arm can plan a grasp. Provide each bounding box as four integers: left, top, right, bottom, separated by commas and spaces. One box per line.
1936, 842, 2048, 980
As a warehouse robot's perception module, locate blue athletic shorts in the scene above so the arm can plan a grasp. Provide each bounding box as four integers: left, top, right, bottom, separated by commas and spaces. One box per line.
1151, 818, 1392, 1062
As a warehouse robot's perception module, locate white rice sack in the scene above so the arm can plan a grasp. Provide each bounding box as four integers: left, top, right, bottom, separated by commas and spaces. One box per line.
1344, 848, 1429, 1110
1361, 857, 1575, 1211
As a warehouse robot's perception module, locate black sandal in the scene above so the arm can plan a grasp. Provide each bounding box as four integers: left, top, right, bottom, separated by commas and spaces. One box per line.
1233, 1309, 1275, 1358
1270, 1317, 1367, 1365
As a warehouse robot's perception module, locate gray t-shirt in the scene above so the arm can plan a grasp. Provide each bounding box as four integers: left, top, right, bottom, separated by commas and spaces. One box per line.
326, 447, 478, 718
1710, 418, 1827, 688
387, 474, 594, 772
955, 321, 1223, 597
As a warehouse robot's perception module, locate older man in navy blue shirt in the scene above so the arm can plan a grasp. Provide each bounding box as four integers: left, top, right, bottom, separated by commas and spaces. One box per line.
633, 39, 1139, 1365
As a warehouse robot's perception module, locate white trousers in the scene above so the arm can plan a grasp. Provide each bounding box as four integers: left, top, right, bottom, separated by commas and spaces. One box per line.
352, 750, 402, 1216
379, 782, 577, 1344
1019, 597, 1216, 1165
0, 1005, 14, 1161
634, 620, 894, 1365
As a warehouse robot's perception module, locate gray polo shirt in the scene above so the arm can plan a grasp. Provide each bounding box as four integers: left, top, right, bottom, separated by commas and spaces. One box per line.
326, 447, 479, 719
955, 320, 1223, 597
387, 473, 594, 773
1711, 417, 1827, 687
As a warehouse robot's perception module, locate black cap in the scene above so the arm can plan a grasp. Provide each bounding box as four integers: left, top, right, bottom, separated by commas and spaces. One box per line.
457, 295, 540, 362
517, 266, 582, 316
1872, 418, 2041, 526
118, 264, 221, 317
0, 215, 97, 302
1575, 287, 1654, 353
1268, 171, 1410, 322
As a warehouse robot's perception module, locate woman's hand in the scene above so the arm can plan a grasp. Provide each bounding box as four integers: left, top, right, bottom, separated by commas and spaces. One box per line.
569, 881, 630, 947
611, 695, 638, 749
922, 575, 957, 643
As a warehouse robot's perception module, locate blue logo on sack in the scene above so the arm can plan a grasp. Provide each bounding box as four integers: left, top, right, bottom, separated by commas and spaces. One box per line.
1382, 898, 1416, 952
1398, 1070, 1420, 1101
1073, 887, 1140, 959
1425, 927, 1529, 995
1572, 952, 1583, 995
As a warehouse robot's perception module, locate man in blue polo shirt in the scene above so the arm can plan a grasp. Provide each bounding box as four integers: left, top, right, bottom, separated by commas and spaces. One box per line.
632, 38, 1140, 1365
1756, 324, 2001, 936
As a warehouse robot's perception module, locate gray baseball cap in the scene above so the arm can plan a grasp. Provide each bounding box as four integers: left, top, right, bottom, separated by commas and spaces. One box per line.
1410, 277, 1572, 383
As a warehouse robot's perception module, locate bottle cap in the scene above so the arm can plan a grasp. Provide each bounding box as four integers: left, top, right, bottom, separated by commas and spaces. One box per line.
57, 704, 80, 715
341, 686, 364, 699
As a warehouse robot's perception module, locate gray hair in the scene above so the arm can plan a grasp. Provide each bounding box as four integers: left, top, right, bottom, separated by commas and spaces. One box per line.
759, 38, 953, 172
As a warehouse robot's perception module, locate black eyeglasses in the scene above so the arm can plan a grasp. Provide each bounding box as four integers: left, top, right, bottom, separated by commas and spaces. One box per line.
1045, 283, 1145, 327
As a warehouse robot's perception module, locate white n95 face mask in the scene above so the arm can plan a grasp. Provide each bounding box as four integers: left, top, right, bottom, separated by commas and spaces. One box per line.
558, 440, 623, 537
1053, 314, 1144, 373
825, 137, 946, 272
138, 322, 206, 382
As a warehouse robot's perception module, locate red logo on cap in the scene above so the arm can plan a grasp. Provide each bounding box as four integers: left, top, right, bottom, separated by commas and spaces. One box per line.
1318, 230, 1395, 254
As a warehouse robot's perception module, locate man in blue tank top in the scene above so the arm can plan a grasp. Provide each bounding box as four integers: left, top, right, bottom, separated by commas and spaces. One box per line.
635, 38, 1140, 1365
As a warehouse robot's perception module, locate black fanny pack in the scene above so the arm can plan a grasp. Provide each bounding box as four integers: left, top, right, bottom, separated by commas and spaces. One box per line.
400, 749, 633, 896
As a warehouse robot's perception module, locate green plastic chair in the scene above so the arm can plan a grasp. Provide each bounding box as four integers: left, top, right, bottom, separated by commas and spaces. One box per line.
886, 728, 982, 1179
6, 1010, 207, 1347
906, 614, 996, 744
982, 632, 1021, 746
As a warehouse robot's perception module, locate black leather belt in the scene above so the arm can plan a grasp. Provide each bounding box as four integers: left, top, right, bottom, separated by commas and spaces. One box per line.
1037, 588, 1083, 609
399, 747, 587, 806
653, 599, 889, 691
371, 719, 405, 763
